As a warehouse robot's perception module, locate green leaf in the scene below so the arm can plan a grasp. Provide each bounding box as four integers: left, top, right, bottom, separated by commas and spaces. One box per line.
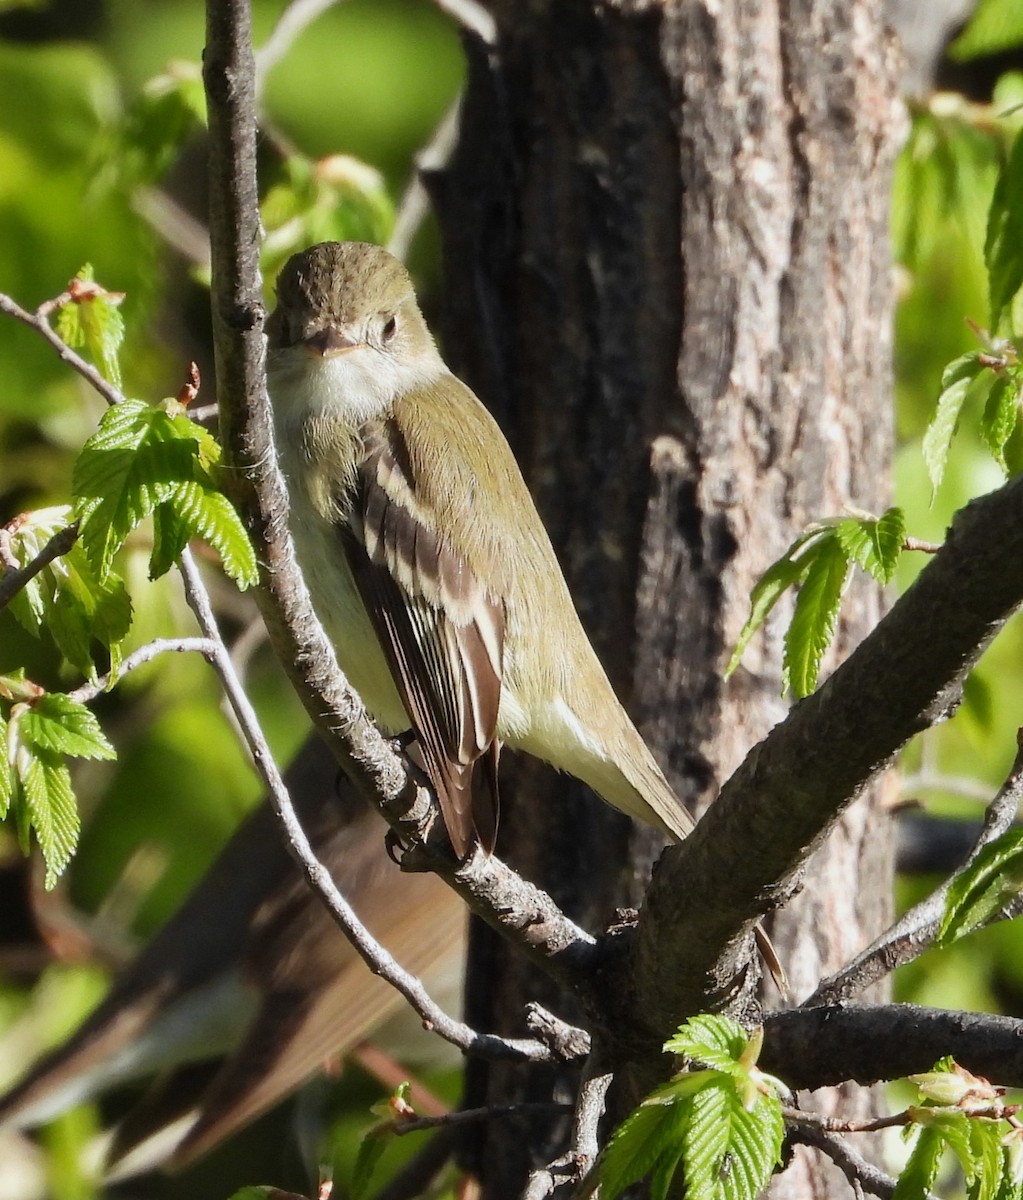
4, 506, 133, 675
17, 694, 115, 761
937, 829, 1023, 946
923, 368, 980, 497
682, 1078, 784, 1200
72, 400, 197, 578
120, 62, 207, 186
149, 499, 193, 580
18, 747, 79, 888
835, 507, 907, 585
980, 373, 1020, 473
160, 478, 258, 588
726, 531, 826, 678
603, 1017, 784, 1200
601, 1093, 692, 1200
72, 402, 257, 587
894, 1126, 945, 1200
969, 1119, 1007, 1200
54, 264, 125, 389
986, 128, 1023, 333
782, 537, 850, 698
664, 1015, 751, 1074
351, 1127, 391, 1199
950, 0, 1023, 61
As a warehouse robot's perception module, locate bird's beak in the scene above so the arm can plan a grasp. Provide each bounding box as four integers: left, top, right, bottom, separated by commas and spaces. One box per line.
305, 326, 362, 358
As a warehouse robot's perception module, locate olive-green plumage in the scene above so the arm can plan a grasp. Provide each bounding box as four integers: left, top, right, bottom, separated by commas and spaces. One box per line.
267, 241, 695, 858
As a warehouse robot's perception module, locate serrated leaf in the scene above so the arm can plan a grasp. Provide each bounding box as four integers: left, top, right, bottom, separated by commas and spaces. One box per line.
17, 694, 115, 761
160, 478, 258, 588
601, 1094, 692, 1200
923, 372, 978, 497
18, 748, 79, 888
725, 533, 825, 678
894, 1126, 945, 1200
969, 1119, 1007, 1200
54, 265, 125, 389
782, 537, 849, 698
835, 507, 907, 585
149, 499, 193, 580
72, 400, 200, 578
937, 829, 1023, 946
986, 128, 1023, 333
981, 374, 1020, 473
683, 1078, 784, 1200
351, 1128, 390, 1199
4, 507, 132, 675
665, 1015, 750, 1074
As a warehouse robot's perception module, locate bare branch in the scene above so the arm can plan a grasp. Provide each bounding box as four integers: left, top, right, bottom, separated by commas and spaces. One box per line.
0, 522, 79, 610
177, 549, 554, 1062
636, 469, 1023, 1026
203, 0, 598, 992
762, 1003, 1023, 1092
810, 729, 1023, 1005
67, 637, 219, 703
786, 1119, 918, 1200
393, 1101, 571, 1137
387, 98, 461, 262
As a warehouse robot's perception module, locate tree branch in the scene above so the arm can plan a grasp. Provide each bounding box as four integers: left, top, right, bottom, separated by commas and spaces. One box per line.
637, 472, 1023, 1024
0, 521, 79, 610
203, 0, 598, 993
810, 728, 1023, 1004
785, 1119, 918, 1200
177, 548, 554, 1062
762, 1003, 1023, 1091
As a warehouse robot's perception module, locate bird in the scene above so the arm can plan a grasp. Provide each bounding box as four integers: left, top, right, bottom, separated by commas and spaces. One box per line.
266, 240, 699, 860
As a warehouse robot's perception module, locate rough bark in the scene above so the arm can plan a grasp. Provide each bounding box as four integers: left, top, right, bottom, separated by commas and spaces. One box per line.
432, 1, 902, 1195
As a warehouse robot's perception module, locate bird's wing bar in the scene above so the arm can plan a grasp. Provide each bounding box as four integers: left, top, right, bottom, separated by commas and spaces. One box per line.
339, 428, 503, 857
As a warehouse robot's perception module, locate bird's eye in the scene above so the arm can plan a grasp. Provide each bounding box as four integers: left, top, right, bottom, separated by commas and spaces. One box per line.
382, 315, 398, 342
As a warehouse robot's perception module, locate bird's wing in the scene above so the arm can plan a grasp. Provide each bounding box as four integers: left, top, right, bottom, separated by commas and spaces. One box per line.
340, 422, 503, 857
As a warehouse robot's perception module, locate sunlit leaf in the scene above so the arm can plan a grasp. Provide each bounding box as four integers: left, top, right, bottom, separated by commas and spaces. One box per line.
782, 538, 849, 698
937, 830, 1023, 946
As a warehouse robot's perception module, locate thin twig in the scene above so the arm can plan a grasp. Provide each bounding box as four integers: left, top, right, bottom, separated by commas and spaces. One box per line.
388, 98, 462, 262
393, 1101, 571, 1137
809, 729, 1023, 1005
523, 1057, 610, 1200
67, 637, 219, 703
787, 1118, 932, 1200
0, 522, 79, 610
780, 1105, 909, 1134
0, 292, 123, 407
571, 1053, 613, 1186
177, 549, 553, 1063
203, 0, 598, 992
255, 0, 342, 95
904, 537, 942, 554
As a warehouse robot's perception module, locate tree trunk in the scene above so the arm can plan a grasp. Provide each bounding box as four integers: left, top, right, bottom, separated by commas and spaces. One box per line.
431, 1, 903, 1194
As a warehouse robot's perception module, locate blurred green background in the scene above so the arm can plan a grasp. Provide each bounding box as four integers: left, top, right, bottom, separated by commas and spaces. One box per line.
1, 0, 1023, 1197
